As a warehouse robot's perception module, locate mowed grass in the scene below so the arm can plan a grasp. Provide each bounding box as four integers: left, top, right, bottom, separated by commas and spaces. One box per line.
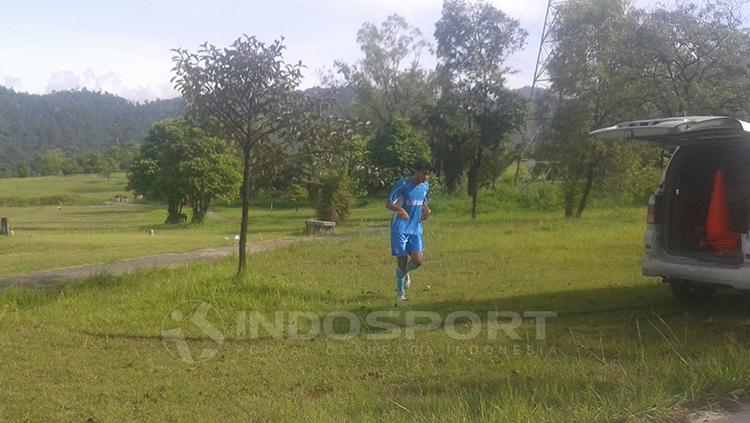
0, 174, 383, 275
3, 206, 750, 421
0, 173, 131, 204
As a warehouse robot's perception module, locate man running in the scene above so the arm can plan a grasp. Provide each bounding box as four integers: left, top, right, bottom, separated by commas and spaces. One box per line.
385, 160, 432, 303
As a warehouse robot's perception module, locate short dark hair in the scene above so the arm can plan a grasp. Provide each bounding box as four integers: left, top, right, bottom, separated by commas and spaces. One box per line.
413, 160, 431, 172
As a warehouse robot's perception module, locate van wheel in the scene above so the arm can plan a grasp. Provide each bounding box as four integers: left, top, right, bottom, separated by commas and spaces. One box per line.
668, 279, 716, 303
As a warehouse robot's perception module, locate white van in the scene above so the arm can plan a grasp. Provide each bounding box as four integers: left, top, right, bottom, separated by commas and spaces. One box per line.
591, 116, 750, 302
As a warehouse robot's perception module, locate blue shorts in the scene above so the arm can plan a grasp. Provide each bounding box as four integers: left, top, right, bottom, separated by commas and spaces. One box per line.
391, 232, 423, 256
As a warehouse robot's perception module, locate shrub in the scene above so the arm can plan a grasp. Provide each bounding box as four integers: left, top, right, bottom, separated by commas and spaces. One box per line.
307, 170, 354, 223
428, 182, 563, 214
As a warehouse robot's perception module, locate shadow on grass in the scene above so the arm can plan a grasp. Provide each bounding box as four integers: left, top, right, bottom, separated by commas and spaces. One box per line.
346, 282, 750, 333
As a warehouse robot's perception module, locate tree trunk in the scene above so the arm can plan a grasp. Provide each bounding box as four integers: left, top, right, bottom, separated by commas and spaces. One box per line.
564, 202, 574, 218
471, 190, 478, 219
165, 199, 183, 224
563, 183, 576, 218
238, 145, 252, 275
512, 153, 523, 187
468, 147, 483, 219
191, 198, 209, 224
575, 160, 597, 218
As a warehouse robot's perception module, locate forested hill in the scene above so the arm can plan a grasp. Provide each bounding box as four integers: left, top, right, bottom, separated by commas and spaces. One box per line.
0, 87, 184, 174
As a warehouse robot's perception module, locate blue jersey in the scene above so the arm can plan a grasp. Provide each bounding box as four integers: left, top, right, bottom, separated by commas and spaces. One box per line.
388, 178, 429, 235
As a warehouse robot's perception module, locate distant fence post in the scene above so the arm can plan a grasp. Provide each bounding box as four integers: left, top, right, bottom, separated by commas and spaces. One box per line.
0, 217, 8, 236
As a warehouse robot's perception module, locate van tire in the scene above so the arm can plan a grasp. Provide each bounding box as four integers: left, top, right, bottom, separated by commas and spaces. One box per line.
668, 279, 716, 303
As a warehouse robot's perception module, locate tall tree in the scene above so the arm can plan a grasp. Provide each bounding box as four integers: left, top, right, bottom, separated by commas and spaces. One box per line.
172, 36, 303, 274
179, 134, 241, 223
542, 0, 639, 217
128, 121, 189, 224
434, 0, 528, 218
367, 117, 431, 191
35, 149, 65, 176
333, 14, 433, 128
127, 119, 240, 224
539, 0, 750, 217
633, 1, 750, 116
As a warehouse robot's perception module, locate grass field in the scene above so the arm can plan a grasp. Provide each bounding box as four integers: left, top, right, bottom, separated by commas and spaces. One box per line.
0, 174, 382, 275
3, 201, 750, 421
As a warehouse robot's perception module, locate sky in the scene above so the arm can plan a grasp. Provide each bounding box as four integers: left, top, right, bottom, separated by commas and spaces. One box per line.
0, 0, 728, 102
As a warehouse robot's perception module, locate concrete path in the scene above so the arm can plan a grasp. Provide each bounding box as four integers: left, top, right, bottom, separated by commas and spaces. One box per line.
0, 227, 384, 289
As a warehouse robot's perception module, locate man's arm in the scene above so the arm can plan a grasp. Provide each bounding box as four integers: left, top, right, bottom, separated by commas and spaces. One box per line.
421, 202, 432, 221
386, 200, 409, 219
386, 181, 409, 220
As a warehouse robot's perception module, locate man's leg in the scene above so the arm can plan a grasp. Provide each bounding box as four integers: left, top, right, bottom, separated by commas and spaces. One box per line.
395, 256, 408, 299
391, 232, 409, 300
397, 255, 408, 271
405, 251, 423, 273
404, 234, 424, 273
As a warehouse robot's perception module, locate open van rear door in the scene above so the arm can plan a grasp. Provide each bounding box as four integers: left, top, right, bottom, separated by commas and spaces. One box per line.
590, 116, 750, 146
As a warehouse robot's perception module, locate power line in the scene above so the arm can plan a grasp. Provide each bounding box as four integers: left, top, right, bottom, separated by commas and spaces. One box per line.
513, 0, 564, 187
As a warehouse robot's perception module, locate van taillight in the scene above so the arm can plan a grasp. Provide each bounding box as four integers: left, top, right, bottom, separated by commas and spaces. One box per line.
647, 194, 662, 224
647, 204, 656, 224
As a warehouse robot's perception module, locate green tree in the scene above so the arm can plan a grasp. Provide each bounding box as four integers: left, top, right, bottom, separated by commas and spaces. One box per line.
35, 149, 64, 176
79, 152, 106, 174
248, 140, 293, 207
98, 157, 119, 180
293, 96, 372, 204
61, 156, 81, 175
172, 36, 303, 274
634, 2, 750, 117
425, 91, 473, 192
109, 143, 139, 171
538, 0, 749, 217
541, 0, 639, 217
180, 136, 241, 223
434, 0, 529, 218
368, 117, 431, 191
128, 121, 188, 224
128, 119, 240, 224
333, 14, 433, 128
534, 95, 601, 217
16, 161, 29, 178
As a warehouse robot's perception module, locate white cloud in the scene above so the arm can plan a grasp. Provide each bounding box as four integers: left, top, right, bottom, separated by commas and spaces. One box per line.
2, 76, 22, 91
45, 68, 177, 102
46, 70, 83, 92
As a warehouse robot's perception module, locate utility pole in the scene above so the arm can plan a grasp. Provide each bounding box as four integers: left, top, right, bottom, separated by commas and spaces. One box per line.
513, 0, 564, 187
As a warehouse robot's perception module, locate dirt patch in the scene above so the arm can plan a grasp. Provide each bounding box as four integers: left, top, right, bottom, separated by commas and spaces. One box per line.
689, 407, 750, 423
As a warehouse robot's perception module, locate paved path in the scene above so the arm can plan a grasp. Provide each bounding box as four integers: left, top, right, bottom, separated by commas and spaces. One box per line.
0, 227, 384, 290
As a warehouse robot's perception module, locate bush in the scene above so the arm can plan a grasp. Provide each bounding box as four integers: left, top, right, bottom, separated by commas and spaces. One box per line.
307, 170, 354, 223
516, 183, 564, 211
598, 143, 663, 206
428, 182, 563, 214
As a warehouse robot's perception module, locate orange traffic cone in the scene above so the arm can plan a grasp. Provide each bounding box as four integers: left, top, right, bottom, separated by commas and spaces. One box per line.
705, 169, 740, 252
